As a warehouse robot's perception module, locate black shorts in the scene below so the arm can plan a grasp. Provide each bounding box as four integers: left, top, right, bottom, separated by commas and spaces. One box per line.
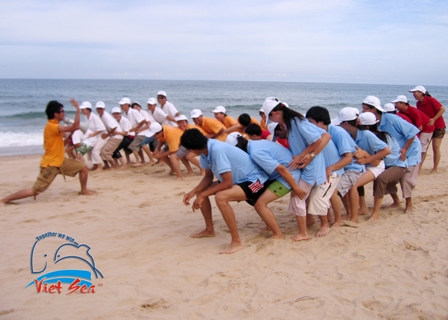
237, 180, 271, 206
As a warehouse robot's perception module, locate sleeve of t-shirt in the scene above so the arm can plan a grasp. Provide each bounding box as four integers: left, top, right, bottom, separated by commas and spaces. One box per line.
395, 116, 420, 140
94, 116, 107, 131
430, 97, 443, 111
298, 120, 322, 145
71, 130, 82, 144
207, 119, 224, 135
366, 131, 388, 154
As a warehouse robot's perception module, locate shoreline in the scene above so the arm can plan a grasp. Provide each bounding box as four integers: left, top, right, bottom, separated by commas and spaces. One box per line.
0, 145, 43, 157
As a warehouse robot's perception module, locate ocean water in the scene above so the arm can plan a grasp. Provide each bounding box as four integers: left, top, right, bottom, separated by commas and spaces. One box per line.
1, 79, 447, 156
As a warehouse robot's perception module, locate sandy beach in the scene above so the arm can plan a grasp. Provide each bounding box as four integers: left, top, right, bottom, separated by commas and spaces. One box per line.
1, 141, 448, 319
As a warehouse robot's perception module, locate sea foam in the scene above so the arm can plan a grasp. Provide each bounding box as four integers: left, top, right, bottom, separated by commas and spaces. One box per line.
0, 131, 43, 147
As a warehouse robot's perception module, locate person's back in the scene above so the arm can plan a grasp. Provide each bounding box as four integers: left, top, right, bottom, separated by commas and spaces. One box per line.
247, 139, 300, 187
41, 118, 65, 167
200, 117, 228, 142
202, 139, 268, 185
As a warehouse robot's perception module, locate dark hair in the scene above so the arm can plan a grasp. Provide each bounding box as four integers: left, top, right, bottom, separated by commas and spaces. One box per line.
344, 119, 358, 127
180, 128, 208, 150
305, 106, 331, 125
245, 123, 262, 136
131, 102, 141, 109
238, 113, 252, 127
424, 91, 432, 97
45, 100, 64, 119
358, 123, 390, 144
271, 103, 304, 131
234, 136, 248, 153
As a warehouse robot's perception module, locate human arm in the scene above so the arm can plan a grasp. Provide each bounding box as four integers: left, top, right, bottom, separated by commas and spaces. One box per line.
289, 132, 331, 170
428, 105, 446, 126
224, 123, 241, 134
399, 137, 414, 161
191, 171, 233, 210
58, 98, 81, 133
325, 152, 352, 182
355, 146, 390, 165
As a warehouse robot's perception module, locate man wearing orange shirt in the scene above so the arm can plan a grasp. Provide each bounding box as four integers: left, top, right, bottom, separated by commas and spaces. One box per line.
191, 109, 228, 142
1, 99, 91, 205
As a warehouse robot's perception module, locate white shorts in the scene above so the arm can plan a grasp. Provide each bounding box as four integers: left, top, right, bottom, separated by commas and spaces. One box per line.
337, 170, 364, 197
288, 179, 313, 217
308, 174, 341, 216
366, 160, 385, 178
419, 132, 432, 152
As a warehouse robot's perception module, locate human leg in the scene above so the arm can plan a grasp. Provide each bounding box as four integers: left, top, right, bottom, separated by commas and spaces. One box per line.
253, 186, 286, 239
214, 185, 249, 254
352, 171, 376, 223
431, 137, 443, 173
289, 179, 313, 241
190, 181, 220, 238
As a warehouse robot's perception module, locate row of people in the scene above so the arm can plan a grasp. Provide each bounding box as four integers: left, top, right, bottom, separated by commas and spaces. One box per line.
178, 88, 445, 254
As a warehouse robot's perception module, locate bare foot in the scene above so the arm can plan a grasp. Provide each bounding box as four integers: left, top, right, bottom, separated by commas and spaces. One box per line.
190, 230, 215, 238
219, 242, 244, 254
176, 176, 184, 181
358, 209, 369, 215
186, 171, 195, 176
368, 214, 379, 221
342, 220, 359, 228
290, 233, 310, 242
317, 226, 331, 237
131, 162, 142, 167
430, 168, 438, 174
404, 205, 413, 213
341, 214, 351, 221
79, 190, 94, 196
259, 226, 272, 232
0, 201, 6, 207
168, 171, 176, 176
149, 161, 157, 166
332, 221, 342, 228
389, 202, 401, 208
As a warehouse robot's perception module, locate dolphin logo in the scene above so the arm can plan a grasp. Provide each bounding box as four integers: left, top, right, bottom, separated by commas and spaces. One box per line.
30, 240, 49, 274
54, 243, 103, 278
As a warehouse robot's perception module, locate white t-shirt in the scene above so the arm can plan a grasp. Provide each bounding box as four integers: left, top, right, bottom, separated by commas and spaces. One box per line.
125, 108, 145, 135
151, 107, 177, 127
118, 116, 132, 135
138, 110, 156, 137
161, 101, 179, 126
100, 111, 123, 139
86, 112, 106, 133
72, 129, 97, 147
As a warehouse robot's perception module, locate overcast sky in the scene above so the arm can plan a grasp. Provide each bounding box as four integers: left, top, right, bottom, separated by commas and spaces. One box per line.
1, 0, 447, 85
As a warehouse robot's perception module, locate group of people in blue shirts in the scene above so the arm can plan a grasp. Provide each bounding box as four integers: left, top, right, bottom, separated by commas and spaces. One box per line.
179, 92, 437, 255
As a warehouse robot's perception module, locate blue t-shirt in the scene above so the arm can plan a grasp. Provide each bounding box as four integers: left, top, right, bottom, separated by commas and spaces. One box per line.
247, 140, 301, 189
288, 118, 326, 186
355, 129, 388, 167
383, 134, 407, 168
328, 125, 365, 173
200, 139, 268, 184
379, 113, 422, 166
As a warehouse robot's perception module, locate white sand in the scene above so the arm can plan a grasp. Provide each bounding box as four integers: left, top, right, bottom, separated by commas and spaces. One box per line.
1, 143, 448, 319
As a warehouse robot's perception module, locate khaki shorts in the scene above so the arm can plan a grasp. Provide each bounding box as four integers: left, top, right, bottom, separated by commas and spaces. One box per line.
32, 158, 85, 194
419, 132, 432, 152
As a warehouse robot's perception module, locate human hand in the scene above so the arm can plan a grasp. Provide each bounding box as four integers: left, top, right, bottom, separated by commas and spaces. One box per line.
292, 187, 307, 200
428, 118, 435, 126
183, 190, 195, 206
399, 148, 407, 161
192, 194, 205, 211
70, 98, 79, 109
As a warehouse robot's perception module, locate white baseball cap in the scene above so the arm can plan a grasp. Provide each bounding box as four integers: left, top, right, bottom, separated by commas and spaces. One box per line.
111, 107, 122, 114
261, 97, 282, 116
226, 132, 243, 146
148, 122, 163, 137
362, 96, 385, 112
157, 91, 167, 97
331, 107, 359, 125
391, 95, 409, 104
147, 97, 157, 105
212, 106, 226, 113
95, 101, 105, 109
409, 85, 426, 94
191, 109, 203, 119
118, 97, 131, 105
259, 107, 265, 113
175, 115, 188, 122
383, 103, 396, 112
79, 101, 92, 110
359, 112, 379, 126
